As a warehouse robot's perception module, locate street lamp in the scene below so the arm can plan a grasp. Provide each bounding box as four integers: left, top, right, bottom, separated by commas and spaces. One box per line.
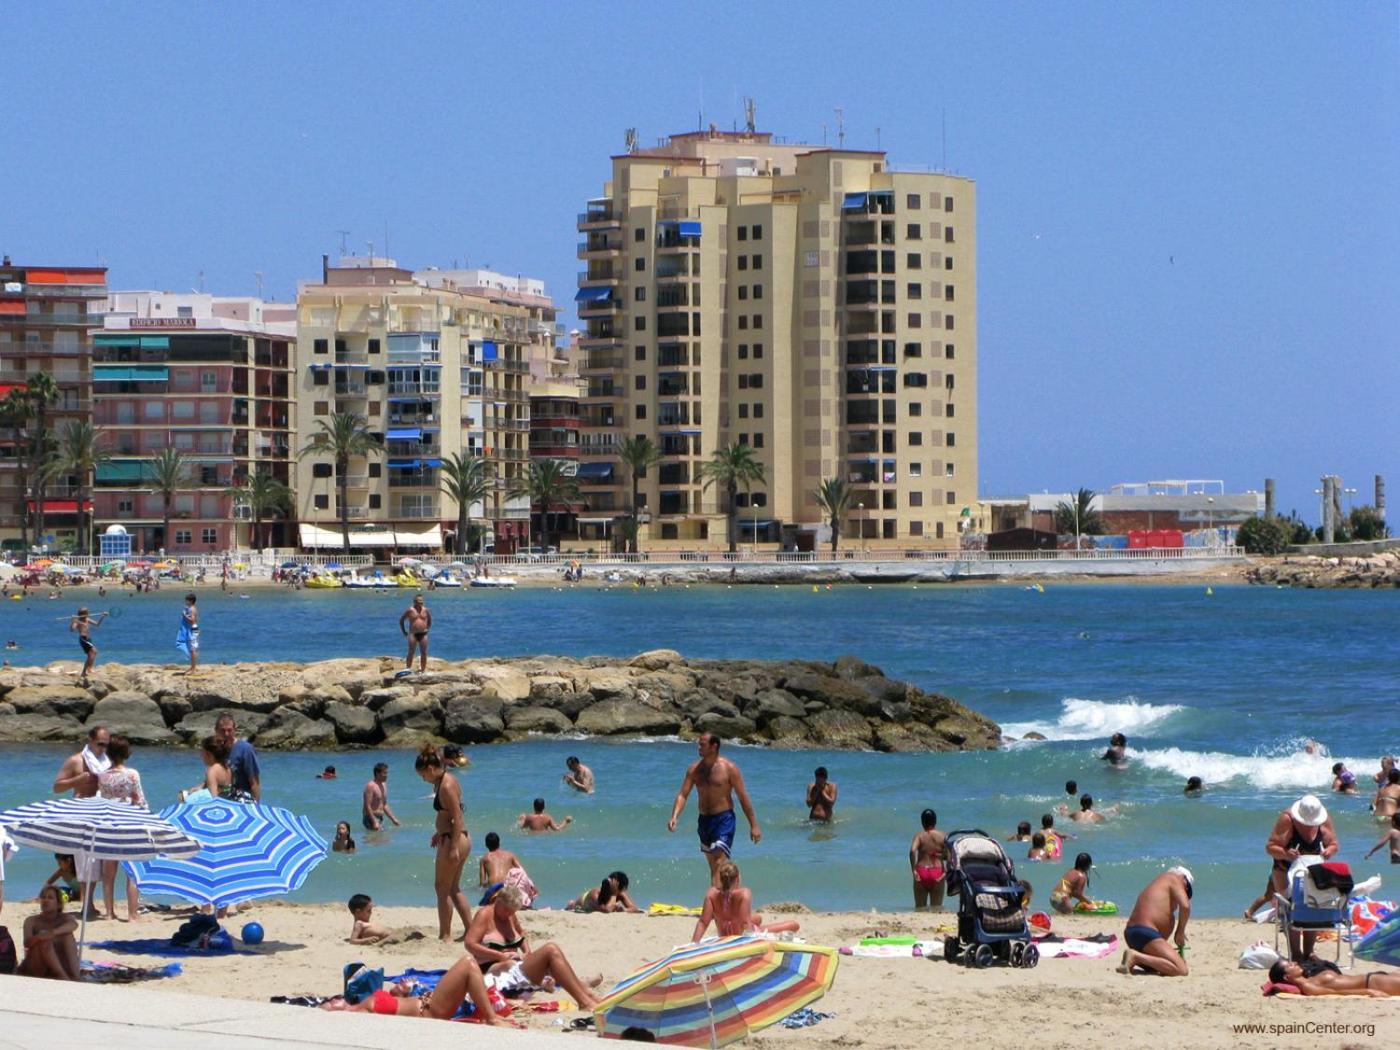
1344, 487, 1358, 513
1205, 496, 1215, 545
856, 501, 865, 555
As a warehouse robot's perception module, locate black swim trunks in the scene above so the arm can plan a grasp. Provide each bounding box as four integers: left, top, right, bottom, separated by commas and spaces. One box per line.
79, 636, 95, 655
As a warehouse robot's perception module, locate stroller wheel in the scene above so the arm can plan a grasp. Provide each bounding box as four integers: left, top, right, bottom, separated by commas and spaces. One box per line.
943, 935, 961, 962
972, 944, 995, 969
1009, 942, 1025, 967
1021, 943, 1040, 969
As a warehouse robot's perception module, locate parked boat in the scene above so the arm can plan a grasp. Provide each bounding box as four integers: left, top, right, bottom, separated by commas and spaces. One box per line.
468, 576, 517, 589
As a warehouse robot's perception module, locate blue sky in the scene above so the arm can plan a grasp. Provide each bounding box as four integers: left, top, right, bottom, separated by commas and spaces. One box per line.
6, 3, 1397, 521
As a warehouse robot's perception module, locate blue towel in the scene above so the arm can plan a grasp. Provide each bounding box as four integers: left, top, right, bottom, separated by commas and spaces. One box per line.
779, 1007, 834, 1029
89, 937, 253, 957
82, 960, 184, 982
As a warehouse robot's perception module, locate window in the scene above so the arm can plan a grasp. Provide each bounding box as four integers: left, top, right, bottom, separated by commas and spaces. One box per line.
749, 373, 764, 388
312, 463, 332, 478
202, 528, 218, 544
737, 226, 748, 241
368, 338, 380, 354
634, 316, 646, 331
201, 371, 218, 391
910, 521, 924, 537
946, 490, 957, 505
753, 402, 764, 418
945, 432, 956, 447
635, 375, 646, 390
904, 342, 921, 358
910, 462, 922, 478
635, 404, 646, 419
369, 494, 381, 509
312, 370, 329, 386
907, 252, 922, 269
946, 403, 955, 417
314, 400, 329, 416
910, 402, 922, 417
945, 344, 955, 360
907, 313, 922, 328
936, 521, 945, 539
635, 287, 646, 302
944, 226, 955, 243
910, 491, 924, 507
945, 285, 955, 302
335, 339, 347, 355
946, 374, 955, 390
753, 433, 764, 448
945, 315, 955, 330
753, 284, 763, 299
200, 466, 218, 486
752, 224, 762, 240
753, 314, 763, 329
753, 343, 763, 358
906, 193, 921, 209
369, 462, 381, 478
635, 258, 645, 271
906, 224, 922, 240
738, 316, 748, 330
752, 254, 763, 269
738, 344, 748, 359
738, 255, 748, 271
904, 373, 927, 388
945, 256, 953, 270
313, 495, 329, 510
635, 345, 646, 361
738, 433, 749, 445
635, 227, 645, 241
314, 338, 328, 354
738, 286, 748, 300
739, 375, 749, 389
907, 283, 922, 300
175, 529, 192, 544
946, 463, 955, 478
751, 492, 767, 507
738, 404, 749, 419
117, 498, 133, 513
944, 196, 954, 212
908, 432, 923, 446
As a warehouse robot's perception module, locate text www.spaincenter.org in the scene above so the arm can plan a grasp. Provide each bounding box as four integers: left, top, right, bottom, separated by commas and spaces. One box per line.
1233, 1022, 1376, 1038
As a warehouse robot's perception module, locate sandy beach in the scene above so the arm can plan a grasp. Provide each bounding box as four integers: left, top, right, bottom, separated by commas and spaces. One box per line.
28, 901, 1392, 1049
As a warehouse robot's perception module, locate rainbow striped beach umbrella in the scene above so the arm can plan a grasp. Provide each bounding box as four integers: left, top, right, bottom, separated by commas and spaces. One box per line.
594, 934, 838, 1047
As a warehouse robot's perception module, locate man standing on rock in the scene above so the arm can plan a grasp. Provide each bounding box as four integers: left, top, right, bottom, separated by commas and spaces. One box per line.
216, 713, 261, 801
399, 593, 432, 674
53, 725, 110, 797
667, 732, 761, 885
363, 762, 400, 832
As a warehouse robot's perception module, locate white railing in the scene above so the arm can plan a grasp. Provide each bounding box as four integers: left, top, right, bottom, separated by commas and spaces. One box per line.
451, 546, 1245, 568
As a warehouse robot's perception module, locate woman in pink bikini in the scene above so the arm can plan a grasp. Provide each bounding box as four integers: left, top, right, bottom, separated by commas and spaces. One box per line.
910, 809, 947, 909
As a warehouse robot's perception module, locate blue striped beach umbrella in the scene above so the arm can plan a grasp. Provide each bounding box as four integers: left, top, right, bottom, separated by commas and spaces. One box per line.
1355, 911, 1400, 967
124, 800, 329, 907
0, 797, 201, 961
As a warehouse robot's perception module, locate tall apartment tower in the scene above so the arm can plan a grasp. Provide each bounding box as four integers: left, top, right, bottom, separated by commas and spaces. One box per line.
575, 127, 976, 550
293, 259, 537, 554
0, 260, 107, 551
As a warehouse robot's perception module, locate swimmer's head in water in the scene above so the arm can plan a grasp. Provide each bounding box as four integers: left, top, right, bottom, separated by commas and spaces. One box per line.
1017, 821, 1031, 836
1185, 776, 1203, 793
566, 755, 580, 769
485, 832, 500, 850
1390, 769, 1400, 786
814, 766, 828, 780
1110, 733, 1127, 747
1031, 833, 1046, 848
921, 808, 937, 830
1065, 780, 1077, 795
1074, 852, 1093, 872
1041, 813, 1055, 829
532, 798, 545, 813
717, 860, 740, 890
1080, 793, 1094, 810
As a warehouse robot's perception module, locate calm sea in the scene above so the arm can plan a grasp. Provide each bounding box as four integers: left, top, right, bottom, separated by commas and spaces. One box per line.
1, 583, 1396, 919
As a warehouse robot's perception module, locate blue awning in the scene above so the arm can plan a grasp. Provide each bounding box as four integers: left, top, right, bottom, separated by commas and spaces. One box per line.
309, 363, 333, 371
385, 428, 422, 441
677, 220, 702, 238
740, 520, 776, 529
481, 341, 498, 362
130, 366, 169, 381
333, 362, 369, 369
842, 192, 868, 210
93, 367, 133, 381
675, 428, 702, 435
387, 459, 421, 470
575, 462, 614, 481
422, 458, 444, 468
574, 285, 614, 303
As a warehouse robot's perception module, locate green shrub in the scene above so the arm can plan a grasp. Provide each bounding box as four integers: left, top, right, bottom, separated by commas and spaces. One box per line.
1237, 515, 1290, 555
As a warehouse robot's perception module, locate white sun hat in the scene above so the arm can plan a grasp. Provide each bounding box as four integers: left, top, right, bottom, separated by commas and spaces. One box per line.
1289, 794, 1328, 827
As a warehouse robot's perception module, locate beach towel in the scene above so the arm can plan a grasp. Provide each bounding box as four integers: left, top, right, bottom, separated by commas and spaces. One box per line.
1032, 934, 1118, 960
779, 1007, 835, 1029
647, 902, 701, 916
841, 941, 941, 958
81, 960, 183, 983
88, 937, 253, 957
384, 967, 512, 1019
270, 995, 333, 1008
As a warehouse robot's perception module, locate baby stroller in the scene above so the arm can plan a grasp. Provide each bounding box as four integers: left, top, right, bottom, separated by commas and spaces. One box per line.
943, 829, 1038, 968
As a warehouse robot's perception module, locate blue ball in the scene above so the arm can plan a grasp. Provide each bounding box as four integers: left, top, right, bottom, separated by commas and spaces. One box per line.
241, 922, 265, 945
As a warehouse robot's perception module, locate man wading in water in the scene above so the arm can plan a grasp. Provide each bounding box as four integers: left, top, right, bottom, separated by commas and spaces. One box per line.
667, 733, 762, 886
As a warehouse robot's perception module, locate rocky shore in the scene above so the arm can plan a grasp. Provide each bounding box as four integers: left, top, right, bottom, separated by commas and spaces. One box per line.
1246, 550, 1400, 588
0, 651, 1001, 753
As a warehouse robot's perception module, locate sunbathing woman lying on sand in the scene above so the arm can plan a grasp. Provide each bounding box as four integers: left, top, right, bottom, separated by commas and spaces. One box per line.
691, 861, 801, 943
1269, 960, 1400, 997
321, 954, 520, 1025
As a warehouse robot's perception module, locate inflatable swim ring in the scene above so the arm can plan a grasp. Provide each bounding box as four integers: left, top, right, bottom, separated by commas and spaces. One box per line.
1074, 901, 1118, 915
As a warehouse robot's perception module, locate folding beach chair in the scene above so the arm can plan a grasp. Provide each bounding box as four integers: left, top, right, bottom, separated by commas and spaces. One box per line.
1274, 860, 1353, 967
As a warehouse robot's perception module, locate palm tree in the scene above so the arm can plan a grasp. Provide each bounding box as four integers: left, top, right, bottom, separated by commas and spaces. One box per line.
618, 435, 662, 553
1055, 487, 1103, 538
24, 371, 59, 546
228, 471, 292, 551
439, 453, 488, 555
0, 389, 33, 552
299, 412, 382, 551
509, 459, 580, 552
812, 476, 854, 554
54, 420, 108, 555
698, 443, 766, 554
149, 448, 188, 550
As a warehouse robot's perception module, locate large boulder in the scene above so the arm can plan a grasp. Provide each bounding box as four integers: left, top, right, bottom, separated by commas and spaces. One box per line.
781, 671, 876, 714
833, 655, 882, 679
361, 685, 414, 711
473, 667, 531, 703
762, 715, 811, 746
378, 694, 443, 735
574, 668, 636, 701
323, 701, 380, 745
629, 649, 683, 671
575, 698, 683, 736
253, 709, 337, 750
443, 696, 506, 743
504, 706, 574, 734
172, 710, 270, 745
86, 692, 175, 745
804, 709, 873, 749
0, 710, 84, 742
379, 727, 447, 750
4, 685, 95, 721
694, 711, 758, 739
742, 688, 806, 724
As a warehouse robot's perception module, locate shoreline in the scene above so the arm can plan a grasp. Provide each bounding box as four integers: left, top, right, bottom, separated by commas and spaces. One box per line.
4, 902, 1387, 1049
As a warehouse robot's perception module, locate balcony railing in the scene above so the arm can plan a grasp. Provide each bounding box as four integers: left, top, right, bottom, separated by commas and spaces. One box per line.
0, 313, 103, 326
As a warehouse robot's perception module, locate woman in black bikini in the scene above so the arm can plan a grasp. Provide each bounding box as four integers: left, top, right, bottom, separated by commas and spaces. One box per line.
464, 884, 603, 1011
1269, 959, 1400, 996
415, 745, 472, 942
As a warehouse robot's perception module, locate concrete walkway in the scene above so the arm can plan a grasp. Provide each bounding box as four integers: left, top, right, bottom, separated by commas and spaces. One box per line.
0, 975, 568, 1049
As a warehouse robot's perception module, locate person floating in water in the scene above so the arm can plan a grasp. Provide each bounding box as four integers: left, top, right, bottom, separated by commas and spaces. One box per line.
68, 607, 108, 685
1101, 733, 1128, 767
1184, 776, 1204, 797
176, 593, 199, 673
1331, 762, 1357, 795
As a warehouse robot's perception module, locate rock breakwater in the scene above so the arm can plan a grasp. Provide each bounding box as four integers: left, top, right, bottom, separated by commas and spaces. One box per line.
1246, 550, 1400, 589
0, 651, 1001, 753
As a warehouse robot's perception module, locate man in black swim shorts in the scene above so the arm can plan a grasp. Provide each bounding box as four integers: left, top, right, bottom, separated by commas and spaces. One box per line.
69, 607, 108, 684
1118, 866, 1192, 977
398, 593, 432, 673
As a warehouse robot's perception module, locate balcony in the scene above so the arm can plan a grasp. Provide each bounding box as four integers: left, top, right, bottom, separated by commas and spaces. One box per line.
0, 312, 103, 327
585, 351, 625, 372
577, 204, 619, 229
657, 374, 690, 397
386, 382, 439, 397
577, 236, 623, 259
386, 332, 441, 365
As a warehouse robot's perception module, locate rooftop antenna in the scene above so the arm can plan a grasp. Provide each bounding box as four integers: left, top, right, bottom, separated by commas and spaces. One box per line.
254, 271, 264, 298
875, 126, 881, 150
384, 221, 390, 263
624, 127, 638, 153
366, 241, 375, 261
835, 107, 845, 148
744, 97, 756, 133
821, 122, 827, 145
336, 230, 351, 256
941, 108, 947, 170
197, 269, 205, 293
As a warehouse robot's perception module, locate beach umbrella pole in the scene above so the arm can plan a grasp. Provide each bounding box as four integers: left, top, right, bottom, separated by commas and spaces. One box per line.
699, 970, 718, 1050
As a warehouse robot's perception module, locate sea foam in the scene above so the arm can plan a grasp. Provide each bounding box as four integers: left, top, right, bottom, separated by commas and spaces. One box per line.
1003, 697, 1184, 742
1130, 746, 1372, 790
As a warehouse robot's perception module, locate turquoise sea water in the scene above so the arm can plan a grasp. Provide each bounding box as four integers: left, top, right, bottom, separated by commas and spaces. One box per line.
1, 583, 1397, 919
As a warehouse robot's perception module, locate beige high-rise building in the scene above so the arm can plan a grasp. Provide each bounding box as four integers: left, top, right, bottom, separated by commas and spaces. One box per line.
575, 126, 976, 551
294, 258, 544, 554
